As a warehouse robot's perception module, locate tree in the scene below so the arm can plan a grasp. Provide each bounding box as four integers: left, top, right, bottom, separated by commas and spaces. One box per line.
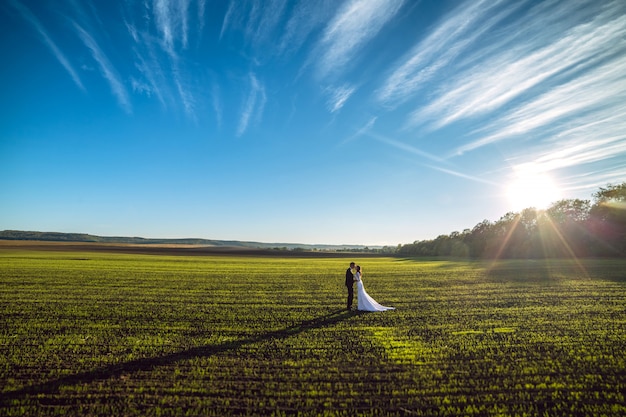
466, 220, 493, 257
589, 183, 626, 255
395, 182, 626, 259
546, 199, 591, 224
540, 199, 592, 257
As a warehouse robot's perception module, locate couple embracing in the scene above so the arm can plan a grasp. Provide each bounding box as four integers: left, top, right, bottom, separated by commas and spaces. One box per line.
345, 262, 394, 312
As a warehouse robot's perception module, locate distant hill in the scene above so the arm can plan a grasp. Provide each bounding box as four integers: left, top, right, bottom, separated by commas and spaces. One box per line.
0, 230, 376, 251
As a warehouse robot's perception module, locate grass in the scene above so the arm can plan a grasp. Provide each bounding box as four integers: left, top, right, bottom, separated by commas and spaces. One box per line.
1, 250, 625, 416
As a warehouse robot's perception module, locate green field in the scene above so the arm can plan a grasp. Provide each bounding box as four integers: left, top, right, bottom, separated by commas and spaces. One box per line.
1, 250, 625, 416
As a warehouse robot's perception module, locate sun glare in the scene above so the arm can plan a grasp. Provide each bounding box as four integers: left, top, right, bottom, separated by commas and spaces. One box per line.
506, 168, 561, 211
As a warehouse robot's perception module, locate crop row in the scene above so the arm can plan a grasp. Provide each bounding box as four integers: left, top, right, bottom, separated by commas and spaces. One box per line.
1, 251, 625, 416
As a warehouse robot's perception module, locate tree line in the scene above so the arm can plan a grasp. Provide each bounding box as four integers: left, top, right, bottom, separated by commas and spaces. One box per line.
396, 183, 626, 259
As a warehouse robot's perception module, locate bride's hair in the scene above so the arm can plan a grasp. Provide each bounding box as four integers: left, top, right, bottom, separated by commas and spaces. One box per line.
356, 265, 361, 272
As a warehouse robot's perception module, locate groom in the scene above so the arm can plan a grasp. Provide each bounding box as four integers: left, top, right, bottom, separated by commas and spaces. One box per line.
345, 262, 356, 311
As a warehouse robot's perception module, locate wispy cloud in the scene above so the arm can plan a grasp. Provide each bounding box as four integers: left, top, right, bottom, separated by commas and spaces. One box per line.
130, 77, 153, 97
455, 52, 626, 155
560, 165, 626, 194
361, 125, 499, 187
72, 22, 132, 114
153, 0, 199, 55
505, 110, 626, 179
180, 0, 190, 49
174, 75, 195, 121
125, 20, 140, 43
211, 81, 222, 129
426, 165, 499, 187
326, 84, 356, 113
122, 1, 199, 119
8, 0, 85, 92
237, 73, 266, 136
379, 0, 611, 108
219, 0, 287, 49
373, 0, 626, 196
340, 116, 377, 146
278, 0, 334, 55
536, 139, 626, 174
219, 0, 236, 40
130, 32, 169, 109
412, 6, 626, 133
366, 131, 447, 165
377, 0, 509, 105
154, 0, 175, 56
315, 0, 405, 79
196, 0, 206, 42
495, 102, 626, 196
147, 0, 198, 119
248, 0, 287, 48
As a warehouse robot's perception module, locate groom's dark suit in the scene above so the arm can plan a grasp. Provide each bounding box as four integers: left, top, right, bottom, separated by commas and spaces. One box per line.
345, 267, 355, 310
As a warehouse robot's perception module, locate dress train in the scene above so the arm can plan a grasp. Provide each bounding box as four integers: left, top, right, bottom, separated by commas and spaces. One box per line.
355, 273, 394, 312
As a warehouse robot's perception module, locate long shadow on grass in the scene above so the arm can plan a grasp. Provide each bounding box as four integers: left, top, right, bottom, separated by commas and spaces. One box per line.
1, 308, 356, 403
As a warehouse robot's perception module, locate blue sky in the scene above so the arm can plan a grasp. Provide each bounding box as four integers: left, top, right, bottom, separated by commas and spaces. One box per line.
1, 0, 625, 246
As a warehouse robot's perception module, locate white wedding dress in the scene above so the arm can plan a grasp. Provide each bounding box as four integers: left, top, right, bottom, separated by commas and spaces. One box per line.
355, 272, 395, 312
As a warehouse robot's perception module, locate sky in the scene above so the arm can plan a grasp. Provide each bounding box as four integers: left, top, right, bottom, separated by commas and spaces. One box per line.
1, 0, 625, 246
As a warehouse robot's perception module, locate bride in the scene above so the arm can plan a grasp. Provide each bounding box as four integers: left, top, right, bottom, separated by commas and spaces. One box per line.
354, 265, 394, 312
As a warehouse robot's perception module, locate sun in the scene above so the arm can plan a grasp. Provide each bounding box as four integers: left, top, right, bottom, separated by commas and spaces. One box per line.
506, 168, 561, 211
